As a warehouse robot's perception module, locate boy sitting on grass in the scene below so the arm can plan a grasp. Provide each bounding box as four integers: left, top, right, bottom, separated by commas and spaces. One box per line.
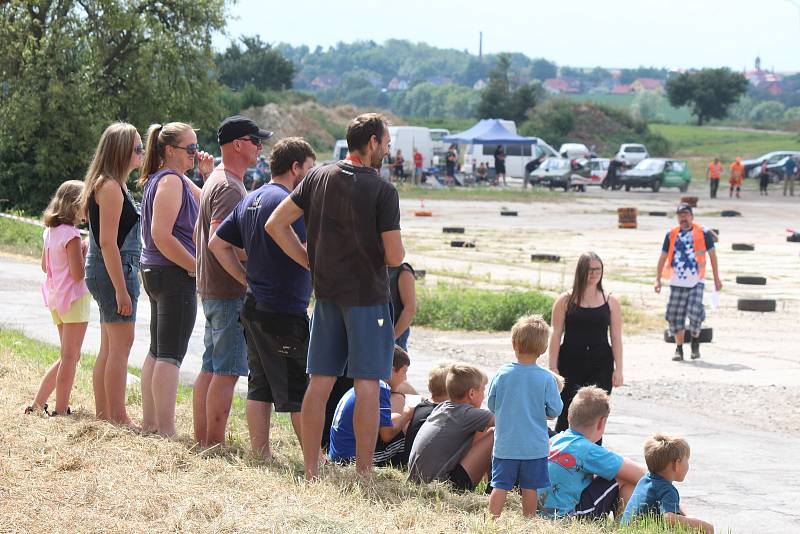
540, 386, 645, 519
398, 361, 452, 466
328, 346, 414, 466
408, 364, 494, 491
487, 315, 564, 519
621, 433, 714, 533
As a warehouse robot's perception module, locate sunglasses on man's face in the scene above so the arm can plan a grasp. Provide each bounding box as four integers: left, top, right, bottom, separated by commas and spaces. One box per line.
169, 143, 200, 155
134, 144, 145, 155
238, 136, 263, 148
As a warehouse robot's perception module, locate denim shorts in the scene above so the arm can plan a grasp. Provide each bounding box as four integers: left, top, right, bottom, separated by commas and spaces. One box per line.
201, 298, 248, 377
306, 300, 395, 380
491, 456, 550, 491
142, 265, 197, 367
85, 254, 141, 323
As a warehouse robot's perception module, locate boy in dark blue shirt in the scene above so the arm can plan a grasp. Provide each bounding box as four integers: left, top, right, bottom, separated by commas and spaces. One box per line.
621, 433, 713, 533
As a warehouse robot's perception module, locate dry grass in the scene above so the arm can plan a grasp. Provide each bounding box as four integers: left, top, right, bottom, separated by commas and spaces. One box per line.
0, 330, 673, 533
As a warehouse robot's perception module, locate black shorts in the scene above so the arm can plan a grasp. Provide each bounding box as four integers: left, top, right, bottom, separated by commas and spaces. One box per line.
141, 265, 197, 366
374, 431, 406, 467
447, 463, 476, 492
574, 477, 620, 518
240, 297, 309, 412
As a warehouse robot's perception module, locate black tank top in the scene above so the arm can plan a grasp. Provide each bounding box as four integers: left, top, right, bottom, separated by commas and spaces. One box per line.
562, 293, 611, 350
87, 182, 139, 249
388, 262, 415, 325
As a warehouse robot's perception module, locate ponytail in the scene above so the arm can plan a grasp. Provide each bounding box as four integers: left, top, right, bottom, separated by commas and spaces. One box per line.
138, 123, 164, 187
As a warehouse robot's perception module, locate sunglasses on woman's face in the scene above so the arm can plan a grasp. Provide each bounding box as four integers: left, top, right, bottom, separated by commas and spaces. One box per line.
134, 144, 145, 155
588, 268, 603, 274
169, 143, 200, 155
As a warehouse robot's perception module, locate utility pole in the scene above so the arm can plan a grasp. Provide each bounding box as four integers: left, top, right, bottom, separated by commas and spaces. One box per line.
479, 32, 483, 62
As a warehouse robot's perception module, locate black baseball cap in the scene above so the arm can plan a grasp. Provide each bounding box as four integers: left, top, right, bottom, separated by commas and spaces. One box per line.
676, 203, 693, 214
218, 115, 273, 145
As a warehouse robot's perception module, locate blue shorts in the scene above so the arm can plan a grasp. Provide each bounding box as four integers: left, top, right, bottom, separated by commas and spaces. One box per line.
85, 254, 140, 324
201, 298, 248, 377
491, 456, 550, 491
307, 300, 395, 380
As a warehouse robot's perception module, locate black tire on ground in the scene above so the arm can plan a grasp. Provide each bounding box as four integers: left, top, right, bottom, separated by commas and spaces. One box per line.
648, 211, 667, 216
651, 180, 661, 192
737, 299, 777, 312
450, 240, 465, 247
500, 211, 518, 216
625, 184, 631, 192
679, 183, 689, 193
787, 233, 800, 243
721, 210, 741, 217
735, 275, 767, 285
663, 327, 713, 343
442, 226, 465, 233
732, 243, 755, 251
531, 254, 560, 263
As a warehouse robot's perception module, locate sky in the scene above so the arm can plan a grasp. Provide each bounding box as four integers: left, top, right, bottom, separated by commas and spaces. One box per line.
215, 0, 800, 72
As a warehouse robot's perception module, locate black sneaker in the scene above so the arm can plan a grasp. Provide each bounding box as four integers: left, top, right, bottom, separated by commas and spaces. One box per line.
672, 346, 684, 361
690, 337, 701, 359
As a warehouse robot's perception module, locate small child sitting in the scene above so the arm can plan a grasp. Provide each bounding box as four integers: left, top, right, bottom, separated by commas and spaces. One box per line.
328, 346, 414, 466
408, 364, 494, 491
487, 315, 564, 518
539, 386, 646, 519
398, 361, 452, 466
621, 433, 714, 533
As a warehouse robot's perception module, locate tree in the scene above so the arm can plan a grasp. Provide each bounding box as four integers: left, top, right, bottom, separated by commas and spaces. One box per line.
477, 54, 512, 119
630, 90, 667, 122
666, 68, 749, 125
0, 0, 228, 211
216, 36, 295, 91
508, 82, 544, 123
749, 101, 786, 123
531, 59, 557, 81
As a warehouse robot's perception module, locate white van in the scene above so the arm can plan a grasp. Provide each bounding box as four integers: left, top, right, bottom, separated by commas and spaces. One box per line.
388, 126, 434, 172
463, 138, 559, 178
332, 139, 348, 161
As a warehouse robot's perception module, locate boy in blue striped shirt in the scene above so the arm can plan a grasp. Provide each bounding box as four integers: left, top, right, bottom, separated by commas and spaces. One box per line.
487, 315, 564, 518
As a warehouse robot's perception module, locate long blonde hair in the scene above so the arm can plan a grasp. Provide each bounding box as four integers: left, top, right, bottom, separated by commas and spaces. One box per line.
138, 122, 194, 186
81, 122, 139, 213
43, 180, 85, 228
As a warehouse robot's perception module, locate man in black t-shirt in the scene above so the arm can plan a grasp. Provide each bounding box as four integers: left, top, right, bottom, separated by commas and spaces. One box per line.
267, 113, 405, 480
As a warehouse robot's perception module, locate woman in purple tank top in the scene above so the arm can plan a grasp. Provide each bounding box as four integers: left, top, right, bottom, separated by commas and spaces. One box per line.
138, 122, 213, 438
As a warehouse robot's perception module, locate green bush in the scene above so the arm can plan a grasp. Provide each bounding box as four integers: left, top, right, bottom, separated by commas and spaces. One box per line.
416, 284, 554, 331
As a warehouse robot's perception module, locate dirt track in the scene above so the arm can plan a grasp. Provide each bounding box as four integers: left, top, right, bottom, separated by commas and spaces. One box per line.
400, 182, 800, 436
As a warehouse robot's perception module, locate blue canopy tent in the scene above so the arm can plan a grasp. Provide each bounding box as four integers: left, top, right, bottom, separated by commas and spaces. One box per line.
443, 119, 536, 145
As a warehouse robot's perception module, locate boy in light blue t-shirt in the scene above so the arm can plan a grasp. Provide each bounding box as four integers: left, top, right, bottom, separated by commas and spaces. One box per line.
487, 315, 564, 518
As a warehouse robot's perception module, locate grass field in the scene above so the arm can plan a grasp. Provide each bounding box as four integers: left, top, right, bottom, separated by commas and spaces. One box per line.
0, 214, 44, 257
564, 94, 692, 124
0, 328, 690, 533
651, 124, 800, 161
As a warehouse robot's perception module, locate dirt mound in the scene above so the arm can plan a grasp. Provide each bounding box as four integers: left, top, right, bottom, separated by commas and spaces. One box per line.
245, 102, 400, 156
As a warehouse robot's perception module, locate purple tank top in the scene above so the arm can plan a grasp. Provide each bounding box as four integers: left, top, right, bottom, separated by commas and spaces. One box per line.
140, 169, 199, 267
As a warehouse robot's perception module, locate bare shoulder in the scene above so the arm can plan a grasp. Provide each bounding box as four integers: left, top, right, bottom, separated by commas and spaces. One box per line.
94, 178, 123, 201
555, 292, 571, 305
607, 294, 622, 310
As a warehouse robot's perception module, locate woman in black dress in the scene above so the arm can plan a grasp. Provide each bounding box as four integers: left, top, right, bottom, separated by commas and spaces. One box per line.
548, 251, 624, 434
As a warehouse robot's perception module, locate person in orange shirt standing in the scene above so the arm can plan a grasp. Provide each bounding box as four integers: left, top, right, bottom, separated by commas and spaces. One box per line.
706, 158, 722, 199
729, 157, 744, 199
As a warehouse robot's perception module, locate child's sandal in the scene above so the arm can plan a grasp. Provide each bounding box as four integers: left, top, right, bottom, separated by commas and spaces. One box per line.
49, 407, 72, 417
24, 404, 49, 415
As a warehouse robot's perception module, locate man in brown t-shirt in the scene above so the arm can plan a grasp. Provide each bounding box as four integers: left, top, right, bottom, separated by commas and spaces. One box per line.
267, 113, 405, 480
193, 115, 273, 446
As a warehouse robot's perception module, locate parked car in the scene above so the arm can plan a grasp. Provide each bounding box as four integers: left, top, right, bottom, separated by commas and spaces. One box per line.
528, 157, 574, 190
558, 143, 590, 159
570, 158, 610, 189
619, 158, 691, 192
742, 151, 800, 178
616, 143, 649, 166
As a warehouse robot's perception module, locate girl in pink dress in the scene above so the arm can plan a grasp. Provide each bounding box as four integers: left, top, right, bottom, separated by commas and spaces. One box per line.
26, 180, 90, 416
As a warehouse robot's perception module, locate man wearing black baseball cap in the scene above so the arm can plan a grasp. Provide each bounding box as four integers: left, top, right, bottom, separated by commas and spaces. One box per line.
192, 115, 272, 447
655, 203, 722, 361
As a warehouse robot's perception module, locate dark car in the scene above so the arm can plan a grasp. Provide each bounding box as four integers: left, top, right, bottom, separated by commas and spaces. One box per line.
619, 158, 691, 192
755, 155, 798, 182
528, 157, 573, 190
742, 151, 800, 178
